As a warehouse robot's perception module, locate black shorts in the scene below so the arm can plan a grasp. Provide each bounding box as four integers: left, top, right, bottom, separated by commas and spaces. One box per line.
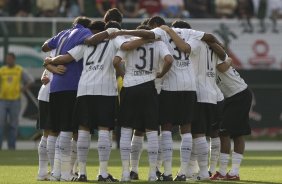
219, 88, 252, 138
37, 100, 51, 130
73, 95, 118, 130
192, 102, 216, 134
119, 81, 159, 131
49, 91, 77, 132
159, 90, 196, 126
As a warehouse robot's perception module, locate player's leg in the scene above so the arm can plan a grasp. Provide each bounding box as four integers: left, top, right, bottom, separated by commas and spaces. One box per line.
49, 131, 60, 181
156, 129, 163, 177
176, 124, 192, 180
146, 129, 159, 181
130, 129, 144, 180
209, 131, 221, 176
70, 134, 78, 176
37, 130, 49, 181
186, 142, 199, 178
7, 99, 20, 150
120, 127, 133, 181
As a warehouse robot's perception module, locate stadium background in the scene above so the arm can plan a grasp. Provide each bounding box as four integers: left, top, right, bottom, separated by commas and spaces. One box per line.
0, 0, 282, 141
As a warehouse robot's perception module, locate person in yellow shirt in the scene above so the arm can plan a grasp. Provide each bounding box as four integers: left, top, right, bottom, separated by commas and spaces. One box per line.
0, 53, 33, 150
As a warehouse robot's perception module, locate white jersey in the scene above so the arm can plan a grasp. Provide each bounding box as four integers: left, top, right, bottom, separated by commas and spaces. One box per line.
188, 39, 218, 104
116, 40, 170, 87
152, 27, 204, 91
216, 60, 248, 98
38, 50, 55, 102
68, 36, 127, 96
215, 84, 224, 102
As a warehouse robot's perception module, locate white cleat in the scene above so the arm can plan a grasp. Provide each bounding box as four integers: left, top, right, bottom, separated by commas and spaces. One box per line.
148, 175, 157, 182
194, 174, 210, 181
60, 174, 78, 182
49, 173, 60, 181
121, 172, 131, 182
37, 174, 49, 181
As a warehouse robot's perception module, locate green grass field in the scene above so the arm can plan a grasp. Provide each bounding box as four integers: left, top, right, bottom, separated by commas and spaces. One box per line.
0, 150, 281, 184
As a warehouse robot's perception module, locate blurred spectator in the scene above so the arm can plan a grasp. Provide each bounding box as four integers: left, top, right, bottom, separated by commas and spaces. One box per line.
139, 0, 161, 17
253, 0, 281, 33
8, 0, 33, 35
184, 0, 213, 18
237, 0, 254, 33
160, 0, 188, 18
59, 0, 85, 17
36, 0, 59, 17
96, 0, 116, 17
117, 0, 140, 18
0, 53, 34, 150
0, 0, 7, 16
215, 0, 238, 18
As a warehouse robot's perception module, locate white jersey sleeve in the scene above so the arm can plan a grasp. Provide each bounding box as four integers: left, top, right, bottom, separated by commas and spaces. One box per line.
38, 50, 55, 102
67, 45, 86, 62
151, 27, 167, 40
113, 36, 129, 49
158, 41, 171, 59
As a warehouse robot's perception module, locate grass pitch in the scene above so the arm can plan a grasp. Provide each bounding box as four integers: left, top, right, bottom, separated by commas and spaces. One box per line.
0, 150, 281, 184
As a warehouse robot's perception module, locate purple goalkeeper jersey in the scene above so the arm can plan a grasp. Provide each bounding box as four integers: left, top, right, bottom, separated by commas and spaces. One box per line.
48, 24, 92, 93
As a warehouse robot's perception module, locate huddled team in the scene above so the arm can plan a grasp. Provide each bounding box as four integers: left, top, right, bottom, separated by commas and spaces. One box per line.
36, 8, 252, 182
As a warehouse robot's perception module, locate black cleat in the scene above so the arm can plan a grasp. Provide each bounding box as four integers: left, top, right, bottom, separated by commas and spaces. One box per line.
156, 169, 162, 178
130, 171, 139, 180
78, 174, 87, 182
208, 171, 212, 177
97, 174, 119, 182
157, 173, 173, 181
173, 174, 186, 181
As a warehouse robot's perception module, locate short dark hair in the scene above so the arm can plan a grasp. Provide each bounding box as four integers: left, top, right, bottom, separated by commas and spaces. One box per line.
73, 16, 91, 28
104, 8, 123, 24
105, 21, 121, 30
171, 20, 191, 29
140, 18, 150, 25
7, 52, 16, 59
88, 20, 105, 32
136, 25, 150, 30
148, 16, 166, 28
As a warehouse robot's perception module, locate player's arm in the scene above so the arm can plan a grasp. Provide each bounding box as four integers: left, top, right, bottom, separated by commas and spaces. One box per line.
160, 25, 191, 54
120, 38, 152, 51
42, 40, 52, 52
201, 33, 223, 48
109, 30, 155, 40
45, 64, 67, 75
157, 54, 173, 78
207, 42, 226, 61
217, 57, 232, 73
84, 28, 119, 46
44, 54, 74, 66
113, 56, 125, 78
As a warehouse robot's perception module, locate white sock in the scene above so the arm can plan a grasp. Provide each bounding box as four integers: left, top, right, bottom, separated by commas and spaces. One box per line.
59, 132, 73, 178
120, 127, 132, 176
161, 131, 172, 176
70, 139, 77, 174
47, 135, 56, 171
98, 130, 111, 178
77, 130, 90, 176
130, 135, 144, 173
146, 131, 159, 178
178, 133, 192, 176
52, 135, 61, 177
194, 137, 209, 177
157, 135, 163, 170
38, 136, 48, 176
187, 143, 199, 176
209, 137, 220, 174
219, 153, 229, 176
229, 152, 243, 176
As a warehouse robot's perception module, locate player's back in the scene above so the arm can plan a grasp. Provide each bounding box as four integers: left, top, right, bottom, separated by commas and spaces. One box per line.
189, 39, 218, 104
121, 40, 168, 87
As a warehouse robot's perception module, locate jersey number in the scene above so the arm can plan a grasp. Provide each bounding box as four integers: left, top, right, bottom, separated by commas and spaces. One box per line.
86, 40, 109, 65
169, 39, 189, 60
135, 47, 154, 71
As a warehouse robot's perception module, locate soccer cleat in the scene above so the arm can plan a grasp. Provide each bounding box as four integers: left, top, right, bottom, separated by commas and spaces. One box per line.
157, 173, 173, 181
208, 171, 212, 177
148, 175, 157, 181
60, 174, 78, 182
195, 174, 210, 181
156, 168, 162, 178
121, 172, 131, 182
210, 171, 226, 180
130, 171, 139, 180
49, 173, 60, 181
77, 174, 88, 182
173, 174, 186, 181
97, 174, 119, 182
225, 173, 240, 181
37, 174, 49, 181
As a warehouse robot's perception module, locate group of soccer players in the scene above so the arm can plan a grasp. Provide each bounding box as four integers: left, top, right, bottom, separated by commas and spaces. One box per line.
36, 8, 252, 182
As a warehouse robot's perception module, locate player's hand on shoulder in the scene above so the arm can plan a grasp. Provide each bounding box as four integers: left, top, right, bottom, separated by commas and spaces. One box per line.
156, 72, 163, 78
160, 25, 171, 32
